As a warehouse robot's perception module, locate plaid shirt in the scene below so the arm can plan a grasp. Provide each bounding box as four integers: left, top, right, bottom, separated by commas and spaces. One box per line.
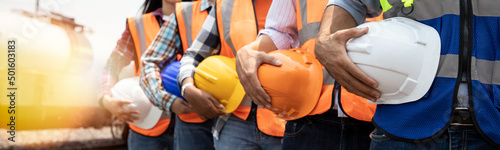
178, 7, 221, 87
141, 0, 212, 113
99, 9, 164, 105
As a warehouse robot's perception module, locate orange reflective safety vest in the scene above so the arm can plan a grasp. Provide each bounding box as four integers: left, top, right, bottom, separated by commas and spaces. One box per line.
216, 0, 285, 137
295, 0, 378, 122
127, 12, 171, 137
175, 1, 209, 123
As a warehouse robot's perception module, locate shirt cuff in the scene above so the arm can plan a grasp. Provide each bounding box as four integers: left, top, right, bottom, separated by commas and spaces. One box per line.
98, 91, 112, 107
177, 65, 195, 91
165, 94, 177, 113
259, 29, 297, 50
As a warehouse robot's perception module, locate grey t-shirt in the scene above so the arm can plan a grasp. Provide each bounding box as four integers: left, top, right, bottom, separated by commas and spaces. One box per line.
328, 0, 382, 25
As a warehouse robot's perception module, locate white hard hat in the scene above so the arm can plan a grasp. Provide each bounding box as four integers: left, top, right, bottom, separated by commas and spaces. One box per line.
111, 77, 162, 129
346, 17, 441, 104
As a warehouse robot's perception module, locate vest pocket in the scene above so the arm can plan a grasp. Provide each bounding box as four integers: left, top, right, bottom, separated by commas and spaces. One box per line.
284, 118, 307, 137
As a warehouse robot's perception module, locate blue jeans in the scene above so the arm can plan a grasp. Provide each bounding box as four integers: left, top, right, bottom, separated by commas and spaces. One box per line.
127, 128, 173, 150
282, 109, 373, 150
174, 115, 215, 150
214, 114, 282, 150
370, 125, 498, 150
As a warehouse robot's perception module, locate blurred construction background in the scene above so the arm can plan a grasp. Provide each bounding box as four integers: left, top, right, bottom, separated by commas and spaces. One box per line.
0, 0, 145, 149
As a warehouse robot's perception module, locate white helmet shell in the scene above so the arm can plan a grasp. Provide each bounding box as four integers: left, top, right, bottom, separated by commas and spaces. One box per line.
346, 17, 441, 104
111, 77, 162, 129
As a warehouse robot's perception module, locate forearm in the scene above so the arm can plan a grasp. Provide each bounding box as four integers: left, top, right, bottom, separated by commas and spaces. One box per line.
99, 29, 136, 105
245, 35, 277, 53
140, 17, 181, 112
320, 5, 358, 37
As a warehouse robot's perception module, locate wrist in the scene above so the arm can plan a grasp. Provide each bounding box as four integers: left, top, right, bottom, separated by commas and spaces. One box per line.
102, 95, 112, 109
181, 83, 194, 97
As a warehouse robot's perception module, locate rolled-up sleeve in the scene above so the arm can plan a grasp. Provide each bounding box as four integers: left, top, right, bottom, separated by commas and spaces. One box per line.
258, 0, 300, 50
329, 0, 381, 25
140, 15, 180, 113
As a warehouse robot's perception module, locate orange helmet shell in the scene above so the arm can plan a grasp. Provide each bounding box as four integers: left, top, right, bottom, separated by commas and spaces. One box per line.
258, 49, 323, 120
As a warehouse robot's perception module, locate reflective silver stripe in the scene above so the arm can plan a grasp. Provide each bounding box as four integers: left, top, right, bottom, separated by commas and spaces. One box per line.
299, 0, 308, 31
220, 0, 237, 55
240, 96, 252, 107
297, 0, 319, 46
436, 54, 500, 85
436, 54, 458, 79
384, 0, 500, 21
298, 22, 320, 46
323, 68, 335, 85
133, 15, 147, 55
212, 113, 231, 140
298, 0, 331, 85
182, 2, 194, 47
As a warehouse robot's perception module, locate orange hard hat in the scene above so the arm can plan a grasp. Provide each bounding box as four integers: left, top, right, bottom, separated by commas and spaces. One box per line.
258, 49, 323, 120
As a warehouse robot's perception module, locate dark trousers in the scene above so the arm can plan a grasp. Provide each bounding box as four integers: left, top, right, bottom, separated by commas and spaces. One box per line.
282, 109, 374, 150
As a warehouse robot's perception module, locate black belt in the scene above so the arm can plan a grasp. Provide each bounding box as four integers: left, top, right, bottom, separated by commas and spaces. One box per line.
451, 109, 473, 125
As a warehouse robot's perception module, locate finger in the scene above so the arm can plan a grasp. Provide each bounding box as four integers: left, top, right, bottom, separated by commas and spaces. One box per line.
125, 109, 140, 115
258, 51, 282, 66
181, 107, 194, 114
244, 85, 265, 107
198, 115, 207, 121
179, 101, 194, 114
116, 116, 130, 123
237, 63, 262, 106
117, 99, 133, 106
338, 74, 378, 101
239, 71, 263, 107
180, 100, 192, 109
119, 115, 137, 123
128, 115, 139, 121
334, 27, 369, 43
240, 79, 261, 105
338, 47, 379, 90
208, 96, 225, 113
247, 71, 272, 108
343, 58, 380, 92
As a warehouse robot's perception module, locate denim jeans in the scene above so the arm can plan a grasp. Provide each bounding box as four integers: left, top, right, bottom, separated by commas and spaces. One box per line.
370, 125, 498, 150
214, 114, 283, 150
174, 115, 215, 150
127, 128, 173, 150
282, 109, 374, 150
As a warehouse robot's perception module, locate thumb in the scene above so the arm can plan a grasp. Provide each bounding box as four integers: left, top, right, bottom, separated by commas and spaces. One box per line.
259, 52, 282, 66
118, 99, 133, 106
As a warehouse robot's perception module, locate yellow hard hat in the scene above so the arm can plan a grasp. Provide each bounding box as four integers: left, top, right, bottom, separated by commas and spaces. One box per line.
258, 49, 323, 120
194, 55, 245, 113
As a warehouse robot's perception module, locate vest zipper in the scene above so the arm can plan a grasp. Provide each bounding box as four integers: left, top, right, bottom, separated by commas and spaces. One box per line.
251, 0, 260, 31
452, 0, 473, 124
